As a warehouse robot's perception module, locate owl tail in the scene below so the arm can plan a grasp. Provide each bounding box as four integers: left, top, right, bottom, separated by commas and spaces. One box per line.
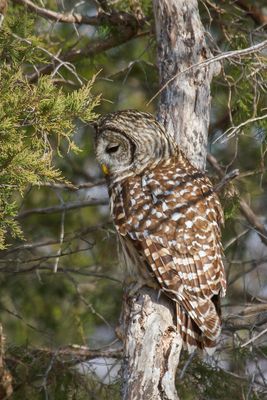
176, 303, 218, 354
182, 292, 222, 338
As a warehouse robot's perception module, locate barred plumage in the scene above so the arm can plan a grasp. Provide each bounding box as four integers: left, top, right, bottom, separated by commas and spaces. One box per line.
94, 110, 226, 353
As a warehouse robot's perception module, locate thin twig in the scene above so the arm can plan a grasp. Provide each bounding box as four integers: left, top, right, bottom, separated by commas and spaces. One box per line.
27, 28, 141, 82
12, 33, 83, 84
207, 153, 267, 247
12, 0, 137, 26
214, 113, 267, 143
241, 327, 267, 348
147, 38, 267, 105
38, 180, 105, 191
16, 197, 109, 219
53, 208, 65, 273
213, 169, 239, 192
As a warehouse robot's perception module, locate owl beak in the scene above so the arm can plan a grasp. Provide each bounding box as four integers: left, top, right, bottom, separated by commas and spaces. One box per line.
101, 163, 110, 175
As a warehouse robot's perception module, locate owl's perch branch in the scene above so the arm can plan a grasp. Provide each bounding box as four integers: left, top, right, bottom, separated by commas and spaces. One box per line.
121, 288, 181, 400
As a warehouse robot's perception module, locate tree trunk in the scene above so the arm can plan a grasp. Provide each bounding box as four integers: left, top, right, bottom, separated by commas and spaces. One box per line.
121, 1, 219, 398
154, 0, 220, 170
121, 289, 182, 400
0, 325, 13, 399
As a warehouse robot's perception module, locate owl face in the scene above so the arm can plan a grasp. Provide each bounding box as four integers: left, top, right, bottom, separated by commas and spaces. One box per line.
94, 110, 176, 178
95, 128, 135, 176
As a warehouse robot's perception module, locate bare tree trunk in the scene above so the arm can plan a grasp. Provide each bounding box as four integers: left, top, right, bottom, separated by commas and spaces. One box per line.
0, 325, 12, 399
154, 0, 220, 170
121, 289, 182, 400
121, 1, 219, 399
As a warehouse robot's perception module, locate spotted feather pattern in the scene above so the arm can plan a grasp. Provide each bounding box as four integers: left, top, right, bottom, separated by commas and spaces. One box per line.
110, 154, 226, 353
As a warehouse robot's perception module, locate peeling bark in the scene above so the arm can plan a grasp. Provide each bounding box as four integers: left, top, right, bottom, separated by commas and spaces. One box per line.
121, 1, 217, 398
121, 289, 181, 400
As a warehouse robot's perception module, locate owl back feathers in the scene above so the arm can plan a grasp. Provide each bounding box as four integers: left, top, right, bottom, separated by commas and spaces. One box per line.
110, 155, 226, 353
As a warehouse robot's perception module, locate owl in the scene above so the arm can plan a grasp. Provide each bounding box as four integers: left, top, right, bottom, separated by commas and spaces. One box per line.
94, 109, 226, 353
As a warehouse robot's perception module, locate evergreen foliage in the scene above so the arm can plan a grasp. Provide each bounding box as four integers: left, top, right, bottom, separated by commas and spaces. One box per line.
0, 8, 99, 249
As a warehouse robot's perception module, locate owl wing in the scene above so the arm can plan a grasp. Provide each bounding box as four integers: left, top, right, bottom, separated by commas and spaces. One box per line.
112, 161, 226, 348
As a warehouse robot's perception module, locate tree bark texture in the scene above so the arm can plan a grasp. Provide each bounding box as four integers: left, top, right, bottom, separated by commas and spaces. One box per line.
121, 289, 182, 400
0, 325, 13, 399
154, 0, 220, 170
121, 1, 217, 399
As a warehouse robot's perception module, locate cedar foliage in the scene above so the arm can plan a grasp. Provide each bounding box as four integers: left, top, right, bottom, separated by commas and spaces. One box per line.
0, 7, 99, 249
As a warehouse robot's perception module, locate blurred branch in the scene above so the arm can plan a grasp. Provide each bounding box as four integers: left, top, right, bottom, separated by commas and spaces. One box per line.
6, 265, 121, 283
213, 169, 239, 192
214, 113, 267, 143
12, 0, 138, 26
207, 153, 267, 247
11, 345, 123, 364
38, 180, 105, 191
224, 304, 267, 333
13, 0, 146, 83
0, 307, 48, 334
16, 197, 109, 219
13, 33, 84, 85
228, 262, 261, 286
224, 316, 267, 333
27, 28, 143, 83
235, 0, 267, 27
3, 223, 109, 253
239, 198, 267, 246
241, 326, 267, 348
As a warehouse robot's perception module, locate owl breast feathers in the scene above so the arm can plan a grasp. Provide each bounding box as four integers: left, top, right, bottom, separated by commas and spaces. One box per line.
95, 110, 226, 353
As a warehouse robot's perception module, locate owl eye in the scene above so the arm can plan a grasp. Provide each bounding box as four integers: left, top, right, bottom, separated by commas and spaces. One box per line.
106, 144, 120, 154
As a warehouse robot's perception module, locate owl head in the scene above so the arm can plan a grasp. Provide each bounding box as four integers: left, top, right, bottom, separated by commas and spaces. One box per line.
94, 110, 176, 179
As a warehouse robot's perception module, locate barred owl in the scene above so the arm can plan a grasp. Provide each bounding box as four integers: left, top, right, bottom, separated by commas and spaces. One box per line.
94, 110, 226, 353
